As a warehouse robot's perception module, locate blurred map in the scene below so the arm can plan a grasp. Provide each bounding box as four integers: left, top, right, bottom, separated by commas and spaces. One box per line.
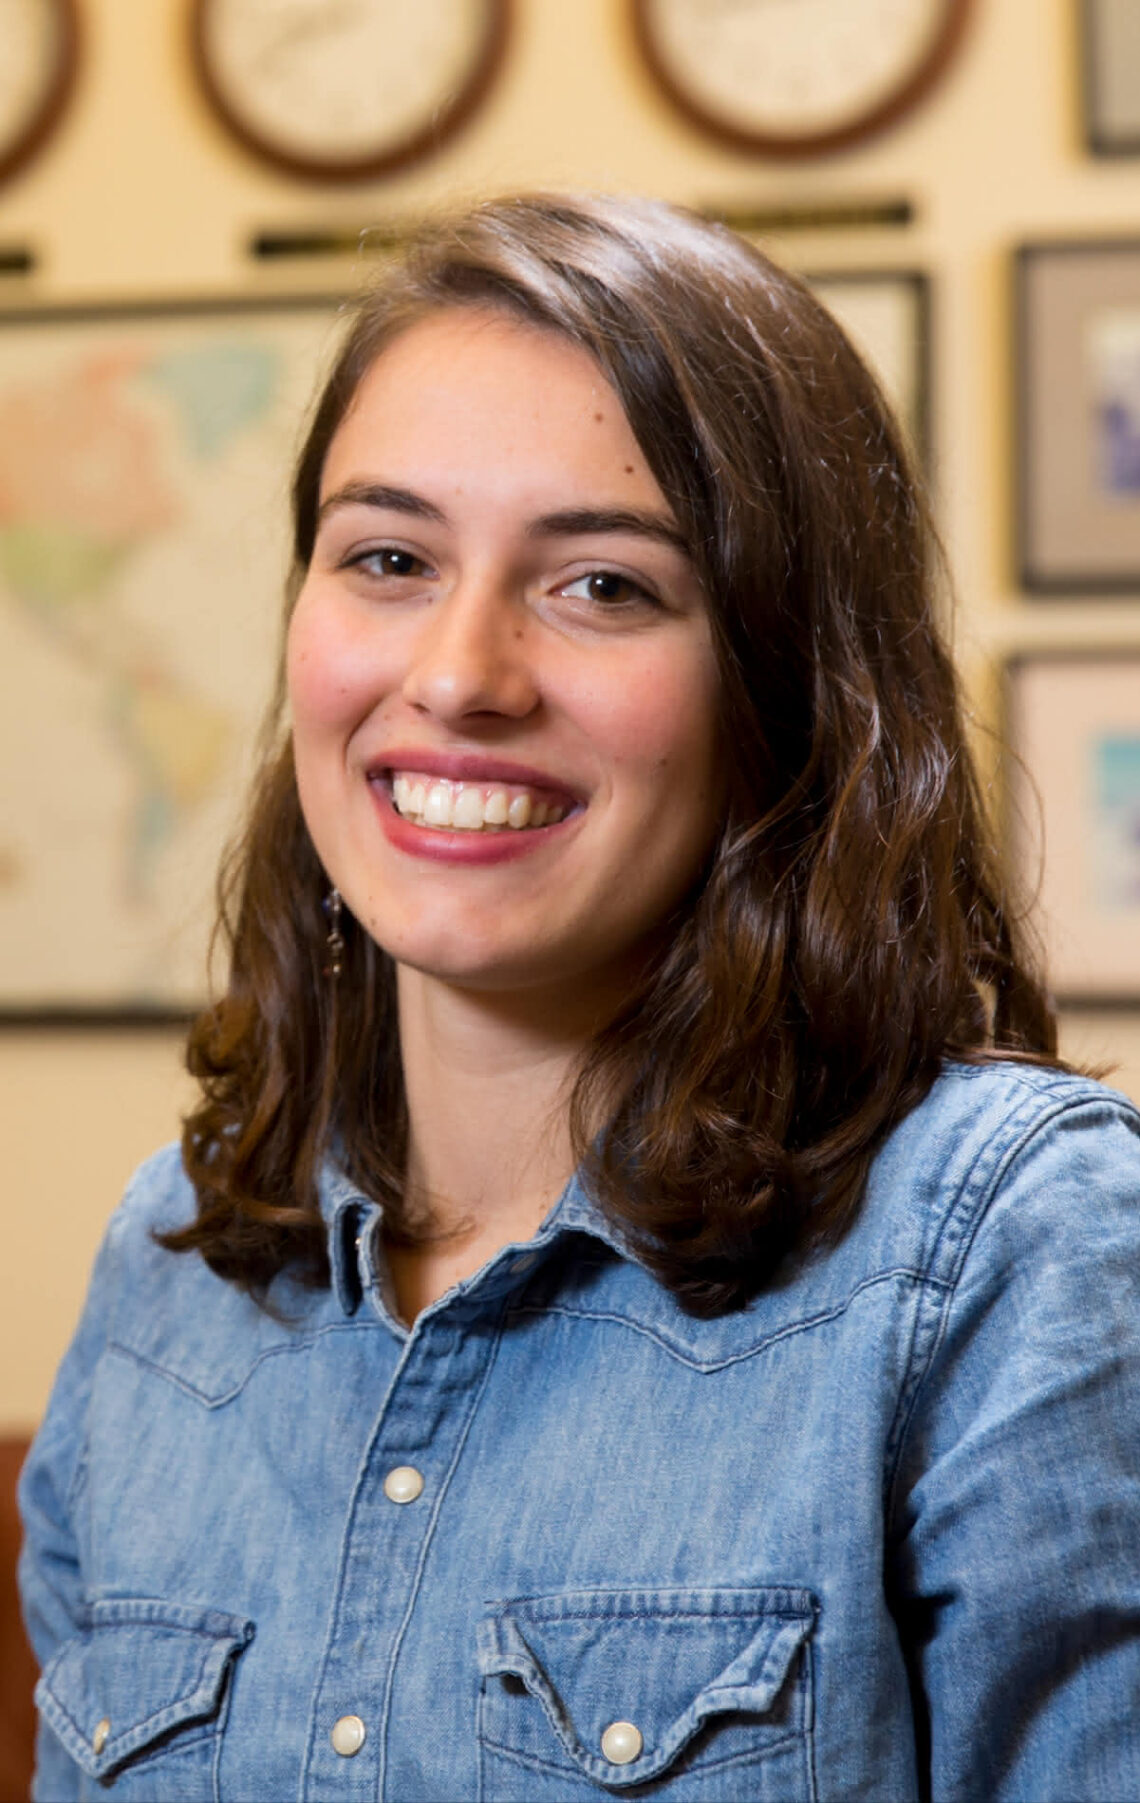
0, 300, 342, 1011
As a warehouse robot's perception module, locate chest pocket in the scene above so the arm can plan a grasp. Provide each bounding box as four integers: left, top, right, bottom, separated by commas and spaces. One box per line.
35, 1597, 254, 1800
476, 1586, 816, 1800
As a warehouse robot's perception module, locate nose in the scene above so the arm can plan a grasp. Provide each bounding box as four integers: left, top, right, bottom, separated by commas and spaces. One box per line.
400, 579, 540, 724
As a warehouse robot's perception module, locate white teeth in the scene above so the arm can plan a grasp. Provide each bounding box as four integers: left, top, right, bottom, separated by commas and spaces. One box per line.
388, 772, 567, 833
424, 782, 453, 827
451, 786, 485, 830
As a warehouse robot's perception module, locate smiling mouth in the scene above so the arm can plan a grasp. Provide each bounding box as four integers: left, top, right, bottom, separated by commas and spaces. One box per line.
389, 772, 573, 833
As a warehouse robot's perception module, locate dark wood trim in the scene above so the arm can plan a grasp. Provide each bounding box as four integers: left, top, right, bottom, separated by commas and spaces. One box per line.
249, 225, 406, 260
703, 198, 915, 234
0, 289, 347, 327
0, 1008, 194, 1029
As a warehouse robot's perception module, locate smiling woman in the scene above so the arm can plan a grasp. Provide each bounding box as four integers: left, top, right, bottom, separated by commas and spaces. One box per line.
287, 309, 721, 1006
18, 195, 1140, 1801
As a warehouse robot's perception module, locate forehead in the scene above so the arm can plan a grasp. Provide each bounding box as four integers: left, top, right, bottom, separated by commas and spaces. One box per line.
322, 307, 663, 505
352, 302, 603, 389
341, 307, 612, 428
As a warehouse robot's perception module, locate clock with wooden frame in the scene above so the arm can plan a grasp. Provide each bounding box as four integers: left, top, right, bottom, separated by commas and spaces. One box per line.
190, 0, 510, 184
0, 0, 79, 187
631, 0, 974, 159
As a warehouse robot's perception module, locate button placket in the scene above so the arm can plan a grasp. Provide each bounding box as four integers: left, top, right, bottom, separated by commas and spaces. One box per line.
301, 1307, 500, 1800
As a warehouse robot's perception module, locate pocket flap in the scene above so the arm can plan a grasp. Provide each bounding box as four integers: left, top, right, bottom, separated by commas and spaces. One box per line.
36, 1597, 254, 1780
477, 1586, 816, 1788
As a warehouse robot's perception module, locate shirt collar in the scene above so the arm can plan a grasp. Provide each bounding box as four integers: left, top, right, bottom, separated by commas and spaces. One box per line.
319, 1158, 633, 1319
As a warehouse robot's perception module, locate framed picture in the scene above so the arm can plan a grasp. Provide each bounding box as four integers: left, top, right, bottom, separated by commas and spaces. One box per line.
0, 293, 348, 1021
1005, 653, 1140, 1004
1015, 239, 1140, 592
1081, 0, 1140, 155
806, 270, 931, 469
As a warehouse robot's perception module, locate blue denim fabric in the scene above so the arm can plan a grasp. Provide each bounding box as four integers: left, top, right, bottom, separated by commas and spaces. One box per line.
18, 1061, 1140, 1801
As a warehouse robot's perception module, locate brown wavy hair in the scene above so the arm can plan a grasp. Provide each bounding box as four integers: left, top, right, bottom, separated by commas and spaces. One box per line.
166, 192, 1059, 1316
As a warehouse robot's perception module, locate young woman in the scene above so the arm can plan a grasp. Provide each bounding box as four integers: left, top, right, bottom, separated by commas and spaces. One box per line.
19, 194, 1140, 1801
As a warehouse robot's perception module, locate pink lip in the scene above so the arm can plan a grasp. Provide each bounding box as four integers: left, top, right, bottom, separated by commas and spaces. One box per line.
368, 766, 582, 866
365, 748, 584, 803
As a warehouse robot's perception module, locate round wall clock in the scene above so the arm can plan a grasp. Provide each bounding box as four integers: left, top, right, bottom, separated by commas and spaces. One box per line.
0, 0, 78, 186
631, 0, 974, 158
190, 0, 510, 183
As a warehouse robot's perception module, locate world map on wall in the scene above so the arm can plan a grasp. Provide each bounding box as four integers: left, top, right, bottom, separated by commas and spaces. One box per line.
0, 301, 342, 1011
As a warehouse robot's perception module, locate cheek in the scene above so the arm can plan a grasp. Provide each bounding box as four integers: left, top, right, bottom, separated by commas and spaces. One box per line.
585, 652, 720, 793
286, 588, 378, 734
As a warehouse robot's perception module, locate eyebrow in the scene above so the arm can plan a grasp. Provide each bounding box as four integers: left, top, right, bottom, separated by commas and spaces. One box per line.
316, 484, 689, 555
317, 481, 447, 527
526, 507, 689, 555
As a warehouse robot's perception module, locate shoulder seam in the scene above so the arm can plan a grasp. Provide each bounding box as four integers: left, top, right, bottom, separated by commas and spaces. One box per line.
883, 1084, 1140, 1514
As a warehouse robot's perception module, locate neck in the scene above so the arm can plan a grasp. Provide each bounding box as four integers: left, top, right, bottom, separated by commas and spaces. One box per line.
386, 968, 614, 1318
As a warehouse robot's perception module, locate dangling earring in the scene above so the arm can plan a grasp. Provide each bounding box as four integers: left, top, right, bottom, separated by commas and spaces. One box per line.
322, 887, 345, 979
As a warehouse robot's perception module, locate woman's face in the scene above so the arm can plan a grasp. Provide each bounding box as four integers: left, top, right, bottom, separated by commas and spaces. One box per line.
287, 307, 722, 1011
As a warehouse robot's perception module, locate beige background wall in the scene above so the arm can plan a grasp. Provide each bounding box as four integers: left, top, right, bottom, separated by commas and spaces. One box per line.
3, 0, 1140, 1429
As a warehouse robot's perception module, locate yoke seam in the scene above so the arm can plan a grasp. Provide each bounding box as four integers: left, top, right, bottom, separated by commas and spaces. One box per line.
509, 1266, 937, 1372
104, 1318, 379, 1407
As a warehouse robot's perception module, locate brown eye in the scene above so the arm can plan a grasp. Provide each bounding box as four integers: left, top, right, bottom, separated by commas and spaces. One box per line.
347, 545, 430, 578
376, 548, 421, 576
587, 571, 634, 602
562, 570, 653, 607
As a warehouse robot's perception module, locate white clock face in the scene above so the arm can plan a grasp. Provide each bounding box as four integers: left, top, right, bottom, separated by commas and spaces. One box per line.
0, 0, 66, 153
641, 0, 960, 144
199, 0, 496, 169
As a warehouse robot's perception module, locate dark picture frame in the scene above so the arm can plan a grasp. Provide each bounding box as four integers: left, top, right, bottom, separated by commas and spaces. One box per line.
1081, 0, 1140, 155
805, 268, 932, 470
1016, 239, 1140, 593
1005, 650, 1140, 1004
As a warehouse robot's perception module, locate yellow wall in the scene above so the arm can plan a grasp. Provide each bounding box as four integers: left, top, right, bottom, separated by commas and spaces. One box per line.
3, 0, 1140, 1428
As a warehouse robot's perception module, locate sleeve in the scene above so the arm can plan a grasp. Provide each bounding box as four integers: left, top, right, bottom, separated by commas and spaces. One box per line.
887, 1088, 1140, 1803
17, 1203, 125, 1803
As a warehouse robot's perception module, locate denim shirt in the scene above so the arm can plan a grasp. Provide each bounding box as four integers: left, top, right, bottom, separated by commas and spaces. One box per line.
18, 1061, 1140, 1802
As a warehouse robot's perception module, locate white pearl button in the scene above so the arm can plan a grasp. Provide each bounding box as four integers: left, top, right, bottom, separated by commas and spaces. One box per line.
383, 1464, 424, 1504
601, 1720, 643, 1764
330, 1713, 366, 1757
92, 1717, 110, 1755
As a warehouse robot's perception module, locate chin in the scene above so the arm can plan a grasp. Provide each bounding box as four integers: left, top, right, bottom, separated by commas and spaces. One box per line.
381, 925, 641, 1010
371, 920, 544, 991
